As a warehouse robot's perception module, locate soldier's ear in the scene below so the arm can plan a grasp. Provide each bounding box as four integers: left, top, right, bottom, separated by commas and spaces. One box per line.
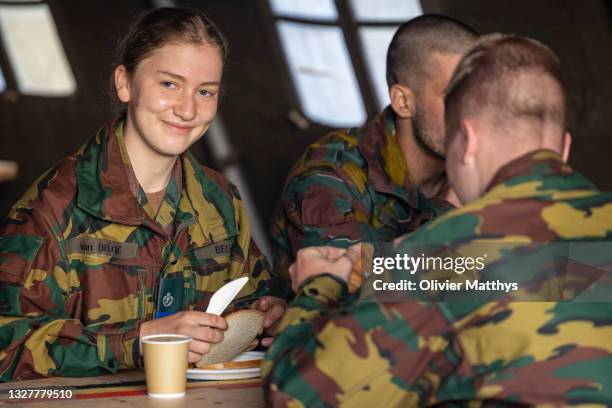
389, 84, 415, 119
114, 65, 131, 103
561, 131, 572, 162
461, 119, 478, 165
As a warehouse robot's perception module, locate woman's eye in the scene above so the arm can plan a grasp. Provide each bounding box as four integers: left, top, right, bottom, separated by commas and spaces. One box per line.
198, 89, 212, 97
161, 81, 175, 88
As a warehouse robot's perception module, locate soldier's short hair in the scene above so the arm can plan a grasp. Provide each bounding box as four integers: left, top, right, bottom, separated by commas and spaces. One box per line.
386, 14, 478, 91
445, 33, 566, 134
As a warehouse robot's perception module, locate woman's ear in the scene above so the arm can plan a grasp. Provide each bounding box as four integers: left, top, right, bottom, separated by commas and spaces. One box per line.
389, 84, 416, 119
114, 65, 131, 103
561, 131, 572, 162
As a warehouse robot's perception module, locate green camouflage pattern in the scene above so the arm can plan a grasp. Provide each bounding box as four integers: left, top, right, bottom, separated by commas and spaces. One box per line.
270, 107, 453, 281
0, 120, 277, 381
263, 149, 612, 406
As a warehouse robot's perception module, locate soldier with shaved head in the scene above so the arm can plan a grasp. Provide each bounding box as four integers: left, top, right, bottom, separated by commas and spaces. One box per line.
262, 34, 612, 406
270, 15, 479, 292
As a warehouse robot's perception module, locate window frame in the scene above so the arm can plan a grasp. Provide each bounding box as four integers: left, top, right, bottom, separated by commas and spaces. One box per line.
261, 0, 423, 127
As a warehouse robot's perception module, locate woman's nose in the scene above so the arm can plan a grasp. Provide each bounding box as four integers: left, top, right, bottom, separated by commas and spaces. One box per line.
173, 91, 196, 121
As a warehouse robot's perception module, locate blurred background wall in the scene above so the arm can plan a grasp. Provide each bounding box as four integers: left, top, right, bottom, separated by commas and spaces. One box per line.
0, 0, 611, 259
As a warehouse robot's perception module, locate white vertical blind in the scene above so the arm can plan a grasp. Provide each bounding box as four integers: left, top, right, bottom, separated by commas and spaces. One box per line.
0, 3, 76, 96
277, 21, 366, 127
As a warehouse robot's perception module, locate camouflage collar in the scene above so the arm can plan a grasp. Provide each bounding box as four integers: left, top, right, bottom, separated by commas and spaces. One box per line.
114, 123, 184, 235
75, 120, 144, 225
75, 120, 236, 241
179, 149, 238, 242
486, 149, 596, 197
357, 106, 427, 209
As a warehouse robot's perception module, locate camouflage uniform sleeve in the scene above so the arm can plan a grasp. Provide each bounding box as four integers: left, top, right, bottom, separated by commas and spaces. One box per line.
261, 273, 351, 405
271, 165, 376, 284
0, 208, 140, 381
226, 184, 287, 306
262, 274, 453, 407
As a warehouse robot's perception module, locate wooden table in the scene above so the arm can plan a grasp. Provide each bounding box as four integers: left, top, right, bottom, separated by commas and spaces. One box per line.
0, 370, 264, 407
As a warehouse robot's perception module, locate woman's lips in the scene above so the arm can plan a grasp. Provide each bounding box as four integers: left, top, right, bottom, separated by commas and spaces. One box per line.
162, 120, 193, 134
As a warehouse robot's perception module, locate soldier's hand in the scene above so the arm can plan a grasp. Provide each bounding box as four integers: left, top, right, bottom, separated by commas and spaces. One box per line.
289, 245, 361, 292
139, 311, 228, 363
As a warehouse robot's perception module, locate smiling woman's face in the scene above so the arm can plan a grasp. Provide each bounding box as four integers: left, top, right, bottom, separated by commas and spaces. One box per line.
115, 41, 223, 160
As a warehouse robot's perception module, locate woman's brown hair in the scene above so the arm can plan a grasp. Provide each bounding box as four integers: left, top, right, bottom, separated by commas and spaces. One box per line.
109, 7, 228, 116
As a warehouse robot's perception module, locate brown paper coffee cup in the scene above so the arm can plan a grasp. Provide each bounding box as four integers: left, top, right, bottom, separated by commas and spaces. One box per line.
141, 334, 191, 398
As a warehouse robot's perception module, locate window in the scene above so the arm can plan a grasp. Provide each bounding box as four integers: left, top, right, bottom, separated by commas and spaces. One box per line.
349, 0, 422, 22
268, 0, 423, 125
276, 21, 366, 127
358, 27, 397, 110
0, 2, 76, 96
269, 0, 366, 127
350, 0, 423, 109
270, 0, 337, 21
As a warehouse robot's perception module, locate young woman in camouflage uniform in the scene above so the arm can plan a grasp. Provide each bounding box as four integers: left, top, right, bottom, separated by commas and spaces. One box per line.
0, 7, 285, 381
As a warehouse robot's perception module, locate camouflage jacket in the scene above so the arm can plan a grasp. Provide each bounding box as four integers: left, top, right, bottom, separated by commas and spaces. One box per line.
263, 150, 612, 406
0, 121, 276, 381
271, 107, 452, 279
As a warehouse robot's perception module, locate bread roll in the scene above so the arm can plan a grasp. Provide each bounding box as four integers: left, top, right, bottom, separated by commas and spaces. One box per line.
195, 309, 264, 367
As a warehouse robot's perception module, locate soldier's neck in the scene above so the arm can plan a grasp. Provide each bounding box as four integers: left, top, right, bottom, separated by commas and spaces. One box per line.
396, 123, 447, 199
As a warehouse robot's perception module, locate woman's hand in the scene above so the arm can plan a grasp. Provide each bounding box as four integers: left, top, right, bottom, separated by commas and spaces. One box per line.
251, 296, 287, 346
139, 311, 227, 363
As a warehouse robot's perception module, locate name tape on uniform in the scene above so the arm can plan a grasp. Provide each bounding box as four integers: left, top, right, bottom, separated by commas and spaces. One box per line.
66, 238, 138, 259
194, 240, 231, 260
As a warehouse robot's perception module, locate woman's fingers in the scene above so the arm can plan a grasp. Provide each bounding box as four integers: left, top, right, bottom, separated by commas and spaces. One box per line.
188, 325, 224, 343
264, 303, 286, 329
261, 337, 274, 347
193, 312, 227, 330
188, 352, 201, 363
190, 339, 212, 356
252, 297, 270, 312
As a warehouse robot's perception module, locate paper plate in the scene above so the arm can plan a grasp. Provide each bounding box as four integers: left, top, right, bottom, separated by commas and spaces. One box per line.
187, 351, 264, 380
